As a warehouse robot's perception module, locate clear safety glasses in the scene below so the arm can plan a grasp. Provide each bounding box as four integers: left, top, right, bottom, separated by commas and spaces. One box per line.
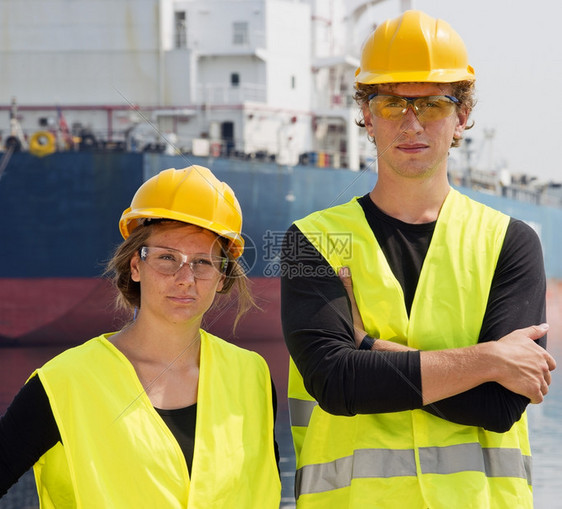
139, 246, 228, 279
367, 94, 459, 122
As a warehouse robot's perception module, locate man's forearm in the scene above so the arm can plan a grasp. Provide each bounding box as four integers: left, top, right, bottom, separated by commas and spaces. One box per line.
421, 325, 553, 405
420, 343, 498, 405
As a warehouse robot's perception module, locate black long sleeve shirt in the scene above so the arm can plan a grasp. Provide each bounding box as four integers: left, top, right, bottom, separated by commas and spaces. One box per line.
281, 193, 547, 431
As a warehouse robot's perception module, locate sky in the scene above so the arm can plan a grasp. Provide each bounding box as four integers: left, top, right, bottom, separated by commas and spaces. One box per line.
357, 0, 562, 183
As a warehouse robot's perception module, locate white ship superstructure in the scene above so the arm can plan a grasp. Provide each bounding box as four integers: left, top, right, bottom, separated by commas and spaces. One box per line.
0, 0, 396, 170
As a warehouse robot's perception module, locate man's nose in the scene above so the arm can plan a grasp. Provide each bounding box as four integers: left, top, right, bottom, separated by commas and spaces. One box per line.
400, 106, 423, 133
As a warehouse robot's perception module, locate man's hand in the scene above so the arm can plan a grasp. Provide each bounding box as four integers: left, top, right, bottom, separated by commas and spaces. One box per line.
492, 324, 556, 403
338, 266, 367, 346
338, 266, 415, 352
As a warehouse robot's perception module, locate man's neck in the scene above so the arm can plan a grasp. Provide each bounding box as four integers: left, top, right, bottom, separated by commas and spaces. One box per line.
370, 172, 450, 224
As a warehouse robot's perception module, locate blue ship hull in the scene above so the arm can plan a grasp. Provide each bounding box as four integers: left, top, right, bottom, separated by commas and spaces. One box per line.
1, 151, 561, 349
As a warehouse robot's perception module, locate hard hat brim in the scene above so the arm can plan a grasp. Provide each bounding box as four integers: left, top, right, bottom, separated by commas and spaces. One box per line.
119, 207, 244, 258
355, 66, 475, 85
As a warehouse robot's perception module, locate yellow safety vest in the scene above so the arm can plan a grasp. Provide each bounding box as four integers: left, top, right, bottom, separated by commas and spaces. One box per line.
289, 189, 532, 508
33, 331, 281, 508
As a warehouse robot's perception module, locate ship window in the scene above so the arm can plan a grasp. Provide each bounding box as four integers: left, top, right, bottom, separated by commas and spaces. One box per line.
174, 11, 187, 49
233, 22, 248, 45
291, 76, 296, 89
231, 73, 240, 87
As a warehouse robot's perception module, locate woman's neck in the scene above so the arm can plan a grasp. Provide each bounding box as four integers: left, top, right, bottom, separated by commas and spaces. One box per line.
110, 317, 202, 409
111, 314, 202, 367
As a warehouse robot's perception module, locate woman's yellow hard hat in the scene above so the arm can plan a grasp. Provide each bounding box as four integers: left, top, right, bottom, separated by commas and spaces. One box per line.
119, 165, 244, 258
355, 10, 475, 85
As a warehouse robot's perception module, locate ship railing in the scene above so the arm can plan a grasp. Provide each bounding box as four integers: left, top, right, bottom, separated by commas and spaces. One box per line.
195, 84, 267, 105
312, 94, 356, 110
190, 137, 353, 170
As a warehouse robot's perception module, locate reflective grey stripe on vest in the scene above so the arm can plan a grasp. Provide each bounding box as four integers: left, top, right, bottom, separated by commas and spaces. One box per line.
288, 398, 317, 428
296, 448, 416, 496
419, 444, 532, 482
296, 444, 531, 497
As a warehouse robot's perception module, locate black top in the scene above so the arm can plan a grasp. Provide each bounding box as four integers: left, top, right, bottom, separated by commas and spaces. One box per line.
281, 193, 547, 431
0, 372, 280, 497
155, 404, 198, 474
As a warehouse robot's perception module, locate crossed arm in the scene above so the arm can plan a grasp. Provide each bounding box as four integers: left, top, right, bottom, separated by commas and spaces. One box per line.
281, 223, 556, 432
340, 266, 552, 405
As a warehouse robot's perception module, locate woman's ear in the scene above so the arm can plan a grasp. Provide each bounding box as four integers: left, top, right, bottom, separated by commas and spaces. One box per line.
216, 274, 225, 293
130, 252, 141, 283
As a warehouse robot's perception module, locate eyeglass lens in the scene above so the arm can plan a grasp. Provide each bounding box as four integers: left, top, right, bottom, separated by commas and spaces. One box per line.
369, 95, 457, 121
140, 246, 227, 279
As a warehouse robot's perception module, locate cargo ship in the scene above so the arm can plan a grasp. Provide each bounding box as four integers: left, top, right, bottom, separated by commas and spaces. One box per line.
1, 0, 562, 405
2, 4, 562, 505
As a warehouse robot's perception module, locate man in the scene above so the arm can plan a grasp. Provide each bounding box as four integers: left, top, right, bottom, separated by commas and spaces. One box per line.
281, 10, 556, 508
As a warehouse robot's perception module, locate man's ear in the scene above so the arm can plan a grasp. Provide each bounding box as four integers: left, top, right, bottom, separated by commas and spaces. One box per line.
454, 106, 470, 138
362, 103, 377, 138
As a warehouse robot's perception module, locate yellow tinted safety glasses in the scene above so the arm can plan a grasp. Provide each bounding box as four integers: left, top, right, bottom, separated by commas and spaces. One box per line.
368, 94, 459, 122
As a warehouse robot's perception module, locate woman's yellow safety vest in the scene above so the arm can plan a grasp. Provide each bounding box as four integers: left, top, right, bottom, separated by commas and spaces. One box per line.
33, 331, 281, 508
289, 189, 533, 508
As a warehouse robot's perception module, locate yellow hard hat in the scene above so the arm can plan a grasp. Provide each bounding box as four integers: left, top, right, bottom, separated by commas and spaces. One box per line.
119, 165, 244, 258
355, 10, 475, 85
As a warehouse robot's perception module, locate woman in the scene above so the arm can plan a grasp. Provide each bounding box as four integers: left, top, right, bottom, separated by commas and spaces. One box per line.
0, 165, 281, 507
